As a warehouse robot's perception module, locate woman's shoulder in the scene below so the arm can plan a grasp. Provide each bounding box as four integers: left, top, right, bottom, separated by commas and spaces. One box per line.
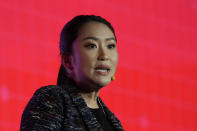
34, 85, 58, 94
30, 85, 71, 105
21, 85, 69, 130
22, 85, 71, 118
34, 85, 68, 96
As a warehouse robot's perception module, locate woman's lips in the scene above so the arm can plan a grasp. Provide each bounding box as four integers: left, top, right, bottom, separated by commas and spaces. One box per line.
94, 65, 110, 76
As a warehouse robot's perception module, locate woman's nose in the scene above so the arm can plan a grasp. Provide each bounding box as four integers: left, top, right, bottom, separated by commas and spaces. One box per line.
97, 47, 109, 61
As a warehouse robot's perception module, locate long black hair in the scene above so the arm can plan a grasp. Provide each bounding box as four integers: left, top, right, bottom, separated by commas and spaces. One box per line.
57, 15, 116, 86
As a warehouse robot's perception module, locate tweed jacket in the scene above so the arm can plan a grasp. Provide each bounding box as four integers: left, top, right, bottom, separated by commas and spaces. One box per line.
20, 79, 124, 131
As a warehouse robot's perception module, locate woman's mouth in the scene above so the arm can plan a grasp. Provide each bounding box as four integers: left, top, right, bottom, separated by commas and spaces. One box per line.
95, 65, 110, 75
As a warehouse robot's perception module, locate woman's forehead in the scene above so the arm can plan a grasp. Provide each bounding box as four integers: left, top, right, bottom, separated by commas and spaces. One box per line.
77, 21, 115, 39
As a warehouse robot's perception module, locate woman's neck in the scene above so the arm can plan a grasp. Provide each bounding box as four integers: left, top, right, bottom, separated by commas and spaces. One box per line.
80, 90, 100, 109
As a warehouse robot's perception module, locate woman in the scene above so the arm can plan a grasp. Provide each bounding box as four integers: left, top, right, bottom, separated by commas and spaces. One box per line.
20, 15, 124, 131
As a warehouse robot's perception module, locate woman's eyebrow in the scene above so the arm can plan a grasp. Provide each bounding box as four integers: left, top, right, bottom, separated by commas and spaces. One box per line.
82, 37, 98, 41
106, 37, 116, 41
82, 37, 116, 41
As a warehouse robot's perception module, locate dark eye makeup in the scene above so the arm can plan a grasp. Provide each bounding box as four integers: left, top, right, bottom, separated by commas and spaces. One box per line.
107, 44, 116, 49
84, 43, 97, 49
84, 41, 116, 50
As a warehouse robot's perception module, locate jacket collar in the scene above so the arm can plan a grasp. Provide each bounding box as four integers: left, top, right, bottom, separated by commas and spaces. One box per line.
62, 78, 124, 131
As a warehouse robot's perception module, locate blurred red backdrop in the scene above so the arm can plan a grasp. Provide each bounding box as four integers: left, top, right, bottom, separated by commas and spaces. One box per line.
0, 0, 197, 130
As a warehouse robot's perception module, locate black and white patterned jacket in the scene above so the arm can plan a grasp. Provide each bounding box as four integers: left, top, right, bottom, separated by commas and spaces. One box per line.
20, 78, 124, 131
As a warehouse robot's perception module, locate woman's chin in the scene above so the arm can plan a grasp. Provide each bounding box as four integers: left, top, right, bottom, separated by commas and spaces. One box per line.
93, 78, 111, 87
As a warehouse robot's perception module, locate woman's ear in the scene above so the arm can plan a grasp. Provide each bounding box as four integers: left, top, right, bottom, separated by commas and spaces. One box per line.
62, 54, 73, 74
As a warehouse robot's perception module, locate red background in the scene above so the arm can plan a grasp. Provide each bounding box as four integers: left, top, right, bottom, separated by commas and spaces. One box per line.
0, 0, 197, 130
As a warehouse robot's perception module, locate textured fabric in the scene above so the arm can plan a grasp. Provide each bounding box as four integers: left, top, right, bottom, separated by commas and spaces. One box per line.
20, 79, 124, 131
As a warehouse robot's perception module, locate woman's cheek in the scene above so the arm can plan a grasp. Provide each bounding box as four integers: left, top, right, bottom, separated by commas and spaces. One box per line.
112, 53, 118, 63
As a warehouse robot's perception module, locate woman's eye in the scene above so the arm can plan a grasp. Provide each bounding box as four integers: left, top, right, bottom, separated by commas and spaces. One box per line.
85, 44, 97, 49
107, 44, 116, 49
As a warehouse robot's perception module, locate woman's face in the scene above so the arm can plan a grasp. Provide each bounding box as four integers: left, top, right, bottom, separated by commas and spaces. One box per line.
69, 21, 118, 91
